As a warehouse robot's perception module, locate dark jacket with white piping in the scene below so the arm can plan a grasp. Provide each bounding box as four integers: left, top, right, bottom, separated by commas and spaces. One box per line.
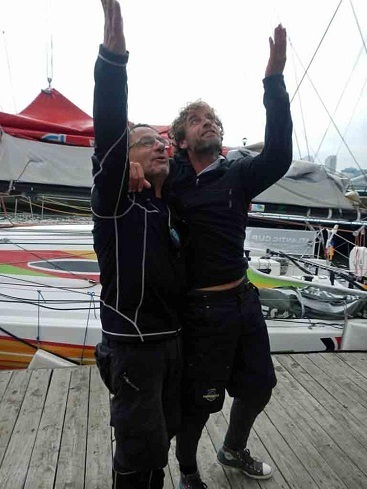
165, 74, 293, 289
91, 45, 185, 342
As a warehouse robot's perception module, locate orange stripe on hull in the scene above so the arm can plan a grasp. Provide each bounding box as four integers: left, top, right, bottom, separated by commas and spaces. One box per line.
0, 336, 96, 370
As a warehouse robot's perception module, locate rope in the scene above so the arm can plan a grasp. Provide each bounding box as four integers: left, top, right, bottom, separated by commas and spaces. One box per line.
2, 30, 17, 113
37, 289, 46, 345
290, 46, 310, 160
336, 75, 367, 158
46, 0, 54, 88
80, 292, 96, 365
289, 44, 364, 173
314, 43, 366, 161
290, 0, 344, 103
349, 0, 367, 56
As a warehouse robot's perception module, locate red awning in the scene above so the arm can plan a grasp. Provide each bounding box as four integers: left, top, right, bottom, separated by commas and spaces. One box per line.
0, 89, 95, 147
0, 88, 172, 148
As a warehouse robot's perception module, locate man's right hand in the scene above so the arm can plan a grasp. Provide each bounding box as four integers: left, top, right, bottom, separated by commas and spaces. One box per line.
101, 0, 126, 55
265, 24, 286, 77
129, 161, 151, 192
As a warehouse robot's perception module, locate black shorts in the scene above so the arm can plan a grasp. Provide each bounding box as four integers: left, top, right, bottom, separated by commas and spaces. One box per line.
182, 281, 276, 414
95, 336, 182, 471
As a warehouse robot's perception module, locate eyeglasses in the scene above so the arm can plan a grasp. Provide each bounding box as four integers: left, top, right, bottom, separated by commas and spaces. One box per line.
129, 136, 170, 149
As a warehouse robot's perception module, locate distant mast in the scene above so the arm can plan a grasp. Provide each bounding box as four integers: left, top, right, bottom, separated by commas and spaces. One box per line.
46, 0, 54, 92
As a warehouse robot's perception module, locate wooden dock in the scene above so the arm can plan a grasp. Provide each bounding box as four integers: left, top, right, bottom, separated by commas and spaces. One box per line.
0, 352, 367, 488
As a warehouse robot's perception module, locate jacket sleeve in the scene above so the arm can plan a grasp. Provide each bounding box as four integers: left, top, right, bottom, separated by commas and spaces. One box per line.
240, 74, 293, 202
91, 44, 129, 217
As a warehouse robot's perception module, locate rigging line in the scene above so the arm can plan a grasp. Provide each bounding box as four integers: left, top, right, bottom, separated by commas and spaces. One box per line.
292, 125, 302, 160
37, 289, 46, 346
314, 43, 366, 161
40, 197, 91, 212
251, 215, 364, 235
2, 31, 17, 113
290, 46, 307, 159
290, 45, 365, 174
0, 325, 80, 364
290, 0, 344, 103
336, 75, 367, 157
0, 271, 97, 295
18, 198, 91, 216
0, 279, 96, 292
80, 292, 95, 365
0, 293, 99, 311
267, 248, 366, 290
46, 0, 54, 87
349, 0, 367, 56
7, 239, 97, 284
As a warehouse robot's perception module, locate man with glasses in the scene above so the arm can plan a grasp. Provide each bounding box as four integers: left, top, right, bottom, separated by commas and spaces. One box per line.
92, 2, 185, 488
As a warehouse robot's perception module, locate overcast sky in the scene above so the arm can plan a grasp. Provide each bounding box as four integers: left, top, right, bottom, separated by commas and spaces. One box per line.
0, 0, 366, 171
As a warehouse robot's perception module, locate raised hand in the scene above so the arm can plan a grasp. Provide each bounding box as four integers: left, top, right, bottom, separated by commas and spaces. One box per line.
265, 24, 286, 77
101, 0, 126, 55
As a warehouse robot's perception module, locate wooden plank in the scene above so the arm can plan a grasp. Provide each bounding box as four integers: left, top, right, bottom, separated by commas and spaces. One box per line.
0, 371, 12, 402
347, 352, 367, 362
163, 465, 174, 489
0, 369, 51, 489
168, 437, 180, 487
194, 424, 231, 488
275, 355, 367, 475
289, 354, 367, 432
169, 428, 231, 488
223, 394, 317, 489
291, 354, 367, 427
264, 395, 347, 489
85, 366, 112, 489
0, 370, 32, 466
336, 353, 367, 379
24, 368, 72, 489
317, 353, 367, 395
219, 397, 290, 489
54, 366, 90, 489
252, 409, 318, 489
206, 410, 261, 489
272, 357, 367, 489
2, 353, 367, 488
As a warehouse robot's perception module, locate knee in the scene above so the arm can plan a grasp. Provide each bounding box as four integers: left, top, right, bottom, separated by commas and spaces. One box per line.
257, 386, 272, 410
235, 385, 273, 413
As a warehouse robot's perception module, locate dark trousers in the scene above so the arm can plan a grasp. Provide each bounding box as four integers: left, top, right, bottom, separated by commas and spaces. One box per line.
176, 281, 276, 467
95, 336, 182, 487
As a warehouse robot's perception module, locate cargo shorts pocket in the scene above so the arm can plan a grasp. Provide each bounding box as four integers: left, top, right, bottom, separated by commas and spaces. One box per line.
183, 344, 231, 413
95, 342, 114, 394
183, 364, 227, 413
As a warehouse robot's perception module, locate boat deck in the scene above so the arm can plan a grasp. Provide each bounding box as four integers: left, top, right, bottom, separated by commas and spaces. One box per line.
1, 352, 367, 488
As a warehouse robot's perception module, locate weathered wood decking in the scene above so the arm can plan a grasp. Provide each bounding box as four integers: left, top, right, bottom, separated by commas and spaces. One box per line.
0, 352, 367, 488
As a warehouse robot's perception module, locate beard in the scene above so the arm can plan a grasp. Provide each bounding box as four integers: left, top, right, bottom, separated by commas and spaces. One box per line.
191, 136, 222, 155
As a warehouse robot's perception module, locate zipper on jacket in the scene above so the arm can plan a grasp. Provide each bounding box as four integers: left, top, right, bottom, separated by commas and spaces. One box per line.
122, 373, 140, 391
229, 189, 233, 208
196, 177, 199, 186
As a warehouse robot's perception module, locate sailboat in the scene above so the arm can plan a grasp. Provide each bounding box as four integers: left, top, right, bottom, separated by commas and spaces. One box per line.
0, 1, 367, 368
0, 219, 366, 369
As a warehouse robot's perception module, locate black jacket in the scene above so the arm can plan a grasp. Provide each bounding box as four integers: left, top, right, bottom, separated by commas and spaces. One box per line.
91, 45, 185, 342
166, 74, 293, 289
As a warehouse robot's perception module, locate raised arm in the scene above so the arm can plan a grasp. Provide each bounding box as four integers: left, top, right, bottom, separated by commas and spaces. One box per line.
239, 25, 293, 201
91, 0, 129, 217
